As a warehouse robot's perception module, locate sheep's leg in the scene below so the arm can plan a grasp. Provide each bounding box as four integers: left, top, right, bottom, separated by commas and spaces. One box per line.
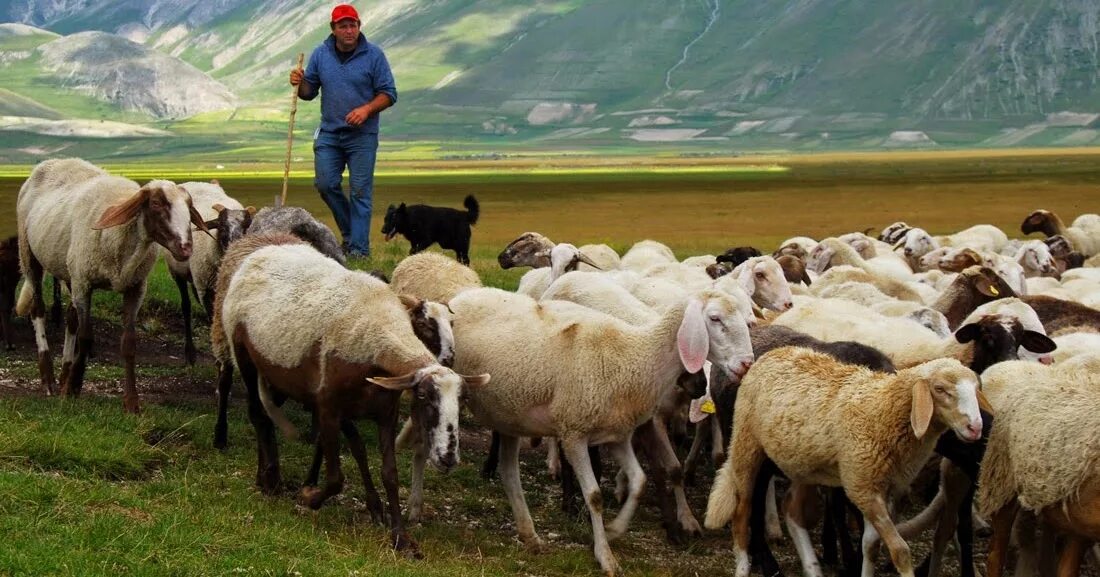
173, 274, 196, 366
683, 419, 709, 486
297, 406, 344, 510
729, 436, 767, 577
1013, 509, 1040, 577
57, 301, 77, 389
118, 284, 144, 413
201, 288, 215, 324
918, 462, 968, 577
605, 435, 647, 541
855, 494, 914, 577
25, 255, 55, 395
785, 482, 825, 577
377, 411, 420, 558
710, 416, 725, 466
407, 420, 429, 524
748, 460, 784, 577
1057, 536, 1088, 577
482, 430, 500, 480
957, 486, 977, 577
61, 285, 94, 400
497, 433, 543, 549
634, 417, 701, 541
213, 361, 234, 450
985, 500, 1019, 577
766, 477, 784, 540
49, 276, 63, 327
340, 419, 385, 525
545, 436, 561, 480
561, 436, 620, 576
827, 488, 862, 577
239, 351, 279, 493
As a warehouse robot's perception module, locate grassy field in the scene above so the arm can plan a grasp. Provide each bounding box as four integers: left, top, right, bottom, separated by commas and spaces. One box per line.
1, 151, 1099, 576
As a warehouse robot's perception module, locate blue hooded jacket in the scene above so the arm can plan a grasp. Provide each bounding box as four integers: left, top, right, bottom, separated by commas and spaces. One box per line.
301, 33, 397, 134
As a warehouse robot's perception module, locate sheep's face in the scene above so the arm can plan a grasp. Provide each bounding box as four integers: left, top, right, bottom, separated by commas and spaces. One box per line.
409, 300, 455, 367
879, 221, 910, 244
210, 206, 255, 253
1043, 235, 1074, 258
498, 232, 554, 269
838, 233, 876, 259
93, 180, 207, 261
899, 228, 937, 259
1018, 241, 1056, 276
1020, 209, 1054, 236
918, 247, 951, 271
678, 292, 754, 382
549, 243, 600, 281
710, 275, 758, 328
737, 257, 793, 312
955, 315, 1055, 373
408, 366, 490, 472
910, 360, 984, 442
938, 248, 983, 273
806, 242, 837, 274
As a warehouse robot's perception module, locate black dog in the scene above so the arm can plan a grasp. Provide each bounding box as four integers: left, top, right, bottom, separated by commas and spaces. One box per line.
381, 195, 479, 264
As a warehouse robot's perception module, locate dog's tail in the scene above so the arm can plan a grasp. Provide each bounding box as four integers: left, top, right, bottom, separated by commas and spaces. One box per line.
464, 195, 479, 225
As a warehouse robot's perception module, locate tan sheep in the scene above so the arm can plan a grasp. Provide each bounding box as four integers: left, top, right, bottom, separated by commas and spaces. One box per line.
977, 361, 1100, 577
390, 251, 482, 304
705, 347, 986, 577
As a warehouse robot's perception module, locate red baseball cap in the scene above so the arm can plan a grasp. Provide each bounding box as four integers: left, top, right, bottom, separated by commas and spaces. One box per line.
331, 4, 359, 23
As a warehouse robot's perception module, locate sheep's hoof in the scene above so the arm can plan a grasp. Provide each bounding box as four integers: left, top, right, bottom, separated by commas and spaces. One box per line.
393, 532, 423, 559
520, 534, 546, 553
297, 486, 327, 510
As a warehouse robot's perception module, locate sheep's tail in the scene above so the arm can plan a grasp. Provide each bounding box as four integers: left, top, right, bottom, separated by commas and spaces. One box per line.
704, 457, 738, 529
15, 280, 33, 317
14, 226, 35, 317
463, 195, 479, 225
258, 379, 298, 440
395, 416, 418, 450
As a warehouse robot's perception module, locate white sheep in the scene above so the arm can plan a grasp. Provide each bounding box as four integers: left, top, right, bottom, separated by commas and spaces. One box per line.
449, 286, 754, 575
16, 158, 207, 412
164, 180, 254, 365
808, 237, 913, 281
220, 241, 489, 555
937, 224, 1009, 254
729, 255, 794, 312
620, 239, 677, 272
390, 251, 482, 304
895, 227, 939, 269
705, 347, 985, 577
515, 243, 601, 298
810, 265, 930, 303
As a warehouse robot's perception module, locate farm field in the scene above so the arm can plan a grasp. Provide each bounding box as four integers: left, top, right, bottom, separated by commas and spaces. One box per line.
0, 150, 1098, 576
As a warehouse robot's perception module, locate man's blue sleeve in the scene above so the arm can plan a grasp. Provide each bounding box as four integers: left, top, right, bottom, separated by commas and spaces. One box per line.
374, 50, 397, 105
301, 48, 321, 101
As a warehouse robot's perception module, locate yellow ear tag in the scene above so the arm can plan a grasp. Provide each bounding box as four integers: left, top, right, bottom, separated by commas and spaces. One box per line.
989, 286, 1000, 296
701, 399, 716, 414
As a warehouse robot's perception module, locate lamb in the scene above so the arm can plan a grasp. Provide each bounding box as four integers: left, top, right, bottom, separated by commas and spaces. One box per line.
1013, 239, 1058, 278
895, 227, 939, 270
390, 251, 482, 304
978, 361, 1100, 577
729, 256, 794, 311
937, 223, 1009, 254
449, 286, 754, 575
219, 240, 488, 556
164, 180, 255, 365
705, 348, 985, 577
1021, 209, 1100, 256
15, 158, 207, 412
810, 265, 929, 303
247, 205, 346, 265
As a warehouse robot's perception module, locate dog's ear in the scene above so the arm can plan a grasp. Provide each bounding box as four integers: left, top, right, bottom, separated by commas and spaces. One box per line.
398, 203, 406, 210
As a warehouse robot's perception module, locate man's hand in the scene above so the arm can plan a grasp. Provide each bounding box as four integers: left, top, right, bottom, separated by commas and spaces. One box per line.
289, 68, 304, 86
345, 104, 372, 127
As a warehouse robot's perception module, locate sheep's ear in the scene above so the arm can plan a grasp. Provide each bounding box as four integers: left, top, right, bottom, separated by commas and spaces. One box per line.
189, 203, 214, 238
1021, 331, 1057, 354
202, 218, 220, 230
910, 381, 935, 438
977, 388, 994, 415
366, 373, 419, 391
461, 373, 491, 388
892, 237, 907, 251
974, 274, 1000, 297
954, 323, 981, 344
212, 203, 225, 213
93, 188, 150, 229
677, 299, 709, 374
245, 206, 256, 215
398, 294, 422, 311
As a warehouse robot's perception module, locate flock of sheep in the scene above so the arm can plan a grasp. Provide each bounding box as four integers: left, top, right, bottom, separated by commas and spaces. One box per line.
8, 157, 1100, 577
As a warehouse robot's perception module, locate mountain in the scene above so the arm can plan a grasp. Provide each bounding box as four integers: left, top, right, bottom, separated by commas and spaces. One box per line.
3, 0, 1100, 160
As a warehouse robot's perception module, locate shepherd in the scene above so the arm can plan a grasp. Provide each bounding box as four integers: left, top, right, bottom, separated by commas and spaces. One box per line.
290, 3, 397, 260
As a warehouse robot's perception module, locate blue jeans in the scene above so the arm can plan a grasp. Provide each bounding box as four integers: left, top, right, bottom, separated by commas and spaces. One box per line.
313, 130, 378, 255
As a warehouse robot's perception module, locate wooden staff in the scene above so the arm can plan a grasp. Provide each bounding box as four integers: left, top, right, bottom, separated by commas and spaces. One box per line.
281, 52, 305, 207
